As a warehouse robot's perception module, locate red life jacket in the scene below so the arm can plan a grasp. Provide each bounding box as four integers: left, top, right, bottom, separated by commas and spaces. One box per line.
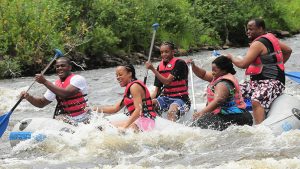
207, 73, 246, 114
158, 58, 189, 97
123, 80, 156, 120
245, 33, 284, 75
55, 74, 87, 117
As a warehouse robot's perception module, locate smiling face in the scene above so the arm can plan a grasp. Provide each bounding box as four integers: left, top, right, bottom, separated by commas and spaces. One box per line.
116, 66, 132, 87
55, 58, 72, 81
160, 45, 175, 63
246, 20, 264, 41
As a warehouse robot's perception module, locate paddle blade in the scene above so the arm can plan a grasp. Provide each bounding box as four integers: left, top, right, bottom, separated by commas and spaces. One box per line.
0, 111, 12, 137
152, 23, 159, 31
286, 72, 300, 83
54, 49, 63, 58
212, 50, 221, 57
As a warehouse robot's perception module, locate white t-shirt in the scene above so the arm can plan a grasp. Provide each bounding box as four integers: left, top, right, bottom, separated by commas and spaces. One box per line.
44, 75, 88, 102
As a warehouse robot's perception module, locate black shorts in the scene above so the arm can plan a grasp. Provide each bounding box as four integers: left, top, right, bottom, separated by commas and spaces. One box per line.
193, 110, 253, 131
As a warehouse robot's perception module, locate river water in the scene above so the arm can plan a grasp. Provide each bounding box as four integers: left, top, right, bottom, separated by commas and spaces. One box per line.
0, 35, 299, 169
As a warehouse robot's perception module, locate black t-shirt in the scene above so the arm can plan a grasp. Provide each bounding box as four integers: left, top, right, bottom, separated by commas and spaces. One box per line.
154, 59, 190, 103
251, 37, 285, 84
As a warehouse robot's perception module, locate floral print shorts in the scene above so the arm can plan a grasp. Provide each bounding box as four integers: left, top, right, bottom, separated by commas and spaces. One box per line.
240, 79, 285, 109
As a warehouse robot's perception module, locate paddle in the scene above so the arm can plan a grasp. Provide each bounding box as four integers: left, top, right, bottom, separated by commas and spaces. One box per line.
186, 63, 200, 127
0, 49, 63, 137
285, 72, 300, 84
189, 64, 197, 114
144, 23, 159, 84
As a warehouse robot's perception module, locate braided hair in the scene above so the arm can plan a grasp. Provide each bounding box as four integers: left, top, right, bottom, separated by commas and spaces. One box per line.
161, 41, 175, 50
123, 64, 137, 80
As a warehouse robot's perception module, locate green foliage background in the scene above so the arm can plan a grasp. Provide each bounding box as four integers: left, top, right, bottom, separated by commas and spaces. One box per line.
0, 0, 299, 78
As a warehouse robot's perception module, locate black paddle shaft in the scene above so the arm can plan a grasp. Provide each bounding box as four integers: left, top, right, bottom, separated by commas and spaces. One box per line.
10, 98, 23, 113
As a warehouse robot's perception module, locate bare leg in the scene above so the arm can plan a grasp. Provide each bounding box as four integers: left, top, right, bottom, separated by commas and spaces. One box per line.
167, 104, 179, 121
252, 100, 265, 125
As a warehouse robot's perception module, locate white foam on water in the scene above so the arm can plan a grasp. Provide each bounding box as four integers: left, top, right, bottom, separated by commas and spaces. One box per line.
1, 119, 300, 168
213, 158, 300, 169
0, 86, 24, 111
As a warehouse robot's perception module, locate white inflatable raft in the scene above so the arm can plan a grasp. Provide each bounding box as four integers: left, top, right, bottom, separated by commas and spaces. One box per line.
9, 113, 191, 147
261, 94, 300, 135
9, 117, 76, 147
9, 94, 300, 147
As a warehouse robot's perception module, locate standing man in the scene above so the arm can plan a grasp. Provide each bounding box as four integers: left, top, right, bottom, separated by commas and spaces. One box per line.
145, 42, 190, 121
226, 18, 292, 124
20, 57, 90, 125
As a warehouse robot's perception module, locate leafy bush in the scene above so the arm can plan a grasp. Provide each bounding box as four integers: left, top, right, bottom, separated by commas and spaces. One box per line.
88, 26, 120, 56
0, 0, 299, 78
274, 0, 300, 32
0, 56, 21, 78
0, 0, 70, 76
